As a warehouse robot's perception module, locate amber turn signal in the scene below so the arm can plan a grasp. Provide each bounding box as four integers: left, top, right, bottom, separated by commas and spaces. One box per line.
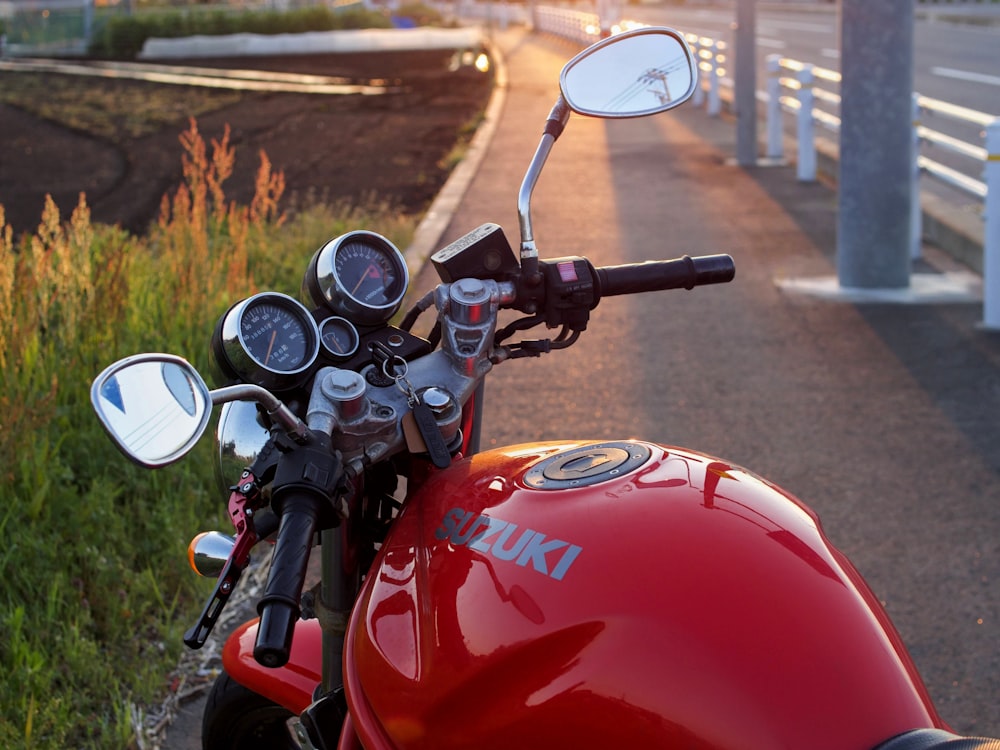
187, 531, 236, 577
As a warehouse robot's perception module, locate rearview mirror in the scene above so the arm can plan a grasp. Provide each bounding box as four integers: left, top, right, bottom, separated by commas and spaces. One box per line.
91, 354, 212, 468
560, 27, 697, 118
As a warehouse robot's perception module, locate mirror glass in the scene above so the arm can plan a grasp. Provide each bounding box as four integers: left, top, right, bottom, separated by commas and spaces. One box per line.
91, 355, 212, 467
560, 28, 696, 118
215, 400, 271, 494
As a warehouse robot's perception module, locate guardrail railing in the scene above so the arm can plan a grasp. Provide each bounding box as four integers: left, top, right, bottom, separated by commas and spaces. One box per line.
533, 6, 602, 43
759, 54, 996, 204
916, 94, 993, 201
687, 34, 726, 117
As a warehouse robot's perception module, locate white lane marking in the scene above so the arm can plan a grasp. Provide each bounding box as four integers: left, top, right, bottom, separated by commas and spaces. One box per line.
759, 19, 833, 34
931, 66, 1000, 87
822, 48, 840, 60
758, 38, 787, 49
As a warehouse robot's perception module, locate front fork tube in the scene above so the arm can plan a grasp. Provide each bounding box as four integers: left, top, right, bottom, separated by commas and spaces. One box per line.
320, 522, 356, 695
221, 513, 359, 709
456, 380, 485, 459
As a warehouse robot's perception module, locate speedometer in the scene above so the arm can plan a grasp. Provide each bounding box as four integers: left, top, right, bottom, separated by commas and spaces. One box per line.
303, 231, 409, 326
212, 292, 320, 390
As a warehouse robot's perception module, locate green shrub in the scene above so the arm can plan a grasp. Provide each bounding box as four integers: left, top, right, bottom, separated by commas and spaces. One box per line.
393, 2, 446, 27
88, 5, 394, 59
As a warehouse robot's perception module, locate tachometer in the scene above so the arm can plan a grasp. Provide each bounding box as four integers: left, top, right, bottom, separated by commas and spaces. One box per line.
303, 231, 409, 326
212, 292, 320, 390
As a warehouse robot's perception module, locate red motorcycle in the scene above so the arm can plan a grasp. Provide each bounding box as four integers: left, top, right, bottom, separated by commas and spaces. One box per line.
91, 27, 997, 750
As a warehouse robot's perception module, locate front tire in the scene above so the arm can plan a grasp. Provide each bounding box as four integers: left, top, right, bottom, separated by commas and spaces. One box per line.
202, 669, 298, 750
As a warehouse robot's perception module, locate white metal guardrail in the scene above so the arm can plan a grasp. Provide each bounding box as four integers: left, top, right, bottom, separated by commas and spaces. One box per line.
530, 5, 649, 43
916, 94, 993, 201
687, 34, 727, 117
759, 53, 996, 205
533, 6, 602, 43
437, 0, 529, 29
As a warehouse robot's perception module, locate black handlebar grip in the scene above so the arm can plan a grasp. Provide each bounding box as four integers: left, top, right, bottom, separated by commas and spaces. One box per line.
254, 492, 319, 668
596, 254, 735, 298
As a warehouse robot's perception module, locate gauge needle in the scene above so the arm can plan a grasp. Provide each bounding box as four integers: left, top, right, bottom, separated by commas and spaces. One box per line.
264, 329, 277, 365
352, 263, 381, 296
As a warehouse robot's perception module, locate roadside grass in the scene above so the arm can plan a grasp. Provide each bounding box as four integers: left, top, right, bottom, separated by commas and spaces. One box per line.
0, 117, 415, 748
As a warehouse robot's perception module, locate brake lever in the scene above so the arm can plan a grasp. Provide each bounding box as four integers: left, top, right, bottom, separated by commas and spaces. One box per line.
183, 472, 263, 648
183, 435, 282, 648
183, 557, 245, 649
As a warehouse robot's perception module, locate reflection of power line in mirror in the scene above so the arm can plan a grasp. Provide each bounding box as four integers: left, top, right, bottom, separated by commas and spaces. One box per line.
640, 69, 673, 106
603, 59, 690, 113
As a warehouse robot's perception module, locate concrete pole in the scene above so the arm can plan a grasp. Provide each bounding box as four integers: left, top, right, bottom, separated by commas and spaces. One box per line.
765, 54, 784, 160
735, 0, 758, 166
983, 119, 1000, 329
837, 0, 915, 289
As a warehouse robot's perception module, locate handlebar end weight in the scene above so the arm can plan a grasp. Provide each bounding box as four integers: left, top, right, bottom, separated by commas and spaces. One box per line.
254, 600, 298, 668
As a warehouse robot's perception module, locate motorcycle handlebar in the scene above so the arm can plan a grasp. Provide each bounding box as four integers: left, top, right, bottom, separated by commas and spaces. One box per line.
254, 491, 319, 668
596, 254, 735, 298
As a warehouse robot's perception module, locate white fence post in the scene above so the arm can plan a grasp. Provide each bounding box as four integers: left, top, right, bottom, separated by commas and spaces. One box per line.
691, 37, 705, 109
983, 118, 1000, 328
707, 40, 721, 117
911, 93, 923, 260
766, 54, 783, 159
796, 63, 816, 182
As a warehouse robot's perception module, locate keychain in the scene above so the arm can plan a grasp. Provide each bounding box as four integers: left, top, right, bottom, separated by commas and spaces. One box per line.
382, 353, 452, 469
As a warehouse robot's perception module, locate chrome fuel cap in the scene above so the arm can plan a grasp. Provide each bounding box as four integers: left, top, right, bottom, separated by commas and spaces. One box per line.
524, 442, 653, 490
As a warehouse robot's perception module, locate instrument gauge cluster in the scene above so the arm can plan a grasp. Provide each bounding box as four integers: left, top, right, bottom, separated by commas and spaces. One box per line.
212, 292, 321, 391
303, 231, 409, 326
211, 233, 425, 390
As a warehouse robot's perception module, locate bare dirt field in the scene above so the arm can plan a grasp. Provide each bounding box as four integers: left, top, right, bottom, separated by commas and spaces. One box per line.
0, 48, 493, 237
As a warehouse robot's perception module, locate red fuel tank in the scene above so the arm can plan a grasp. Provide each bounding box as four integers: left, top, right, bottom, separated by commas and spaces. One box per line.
343, 441, 942, 750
